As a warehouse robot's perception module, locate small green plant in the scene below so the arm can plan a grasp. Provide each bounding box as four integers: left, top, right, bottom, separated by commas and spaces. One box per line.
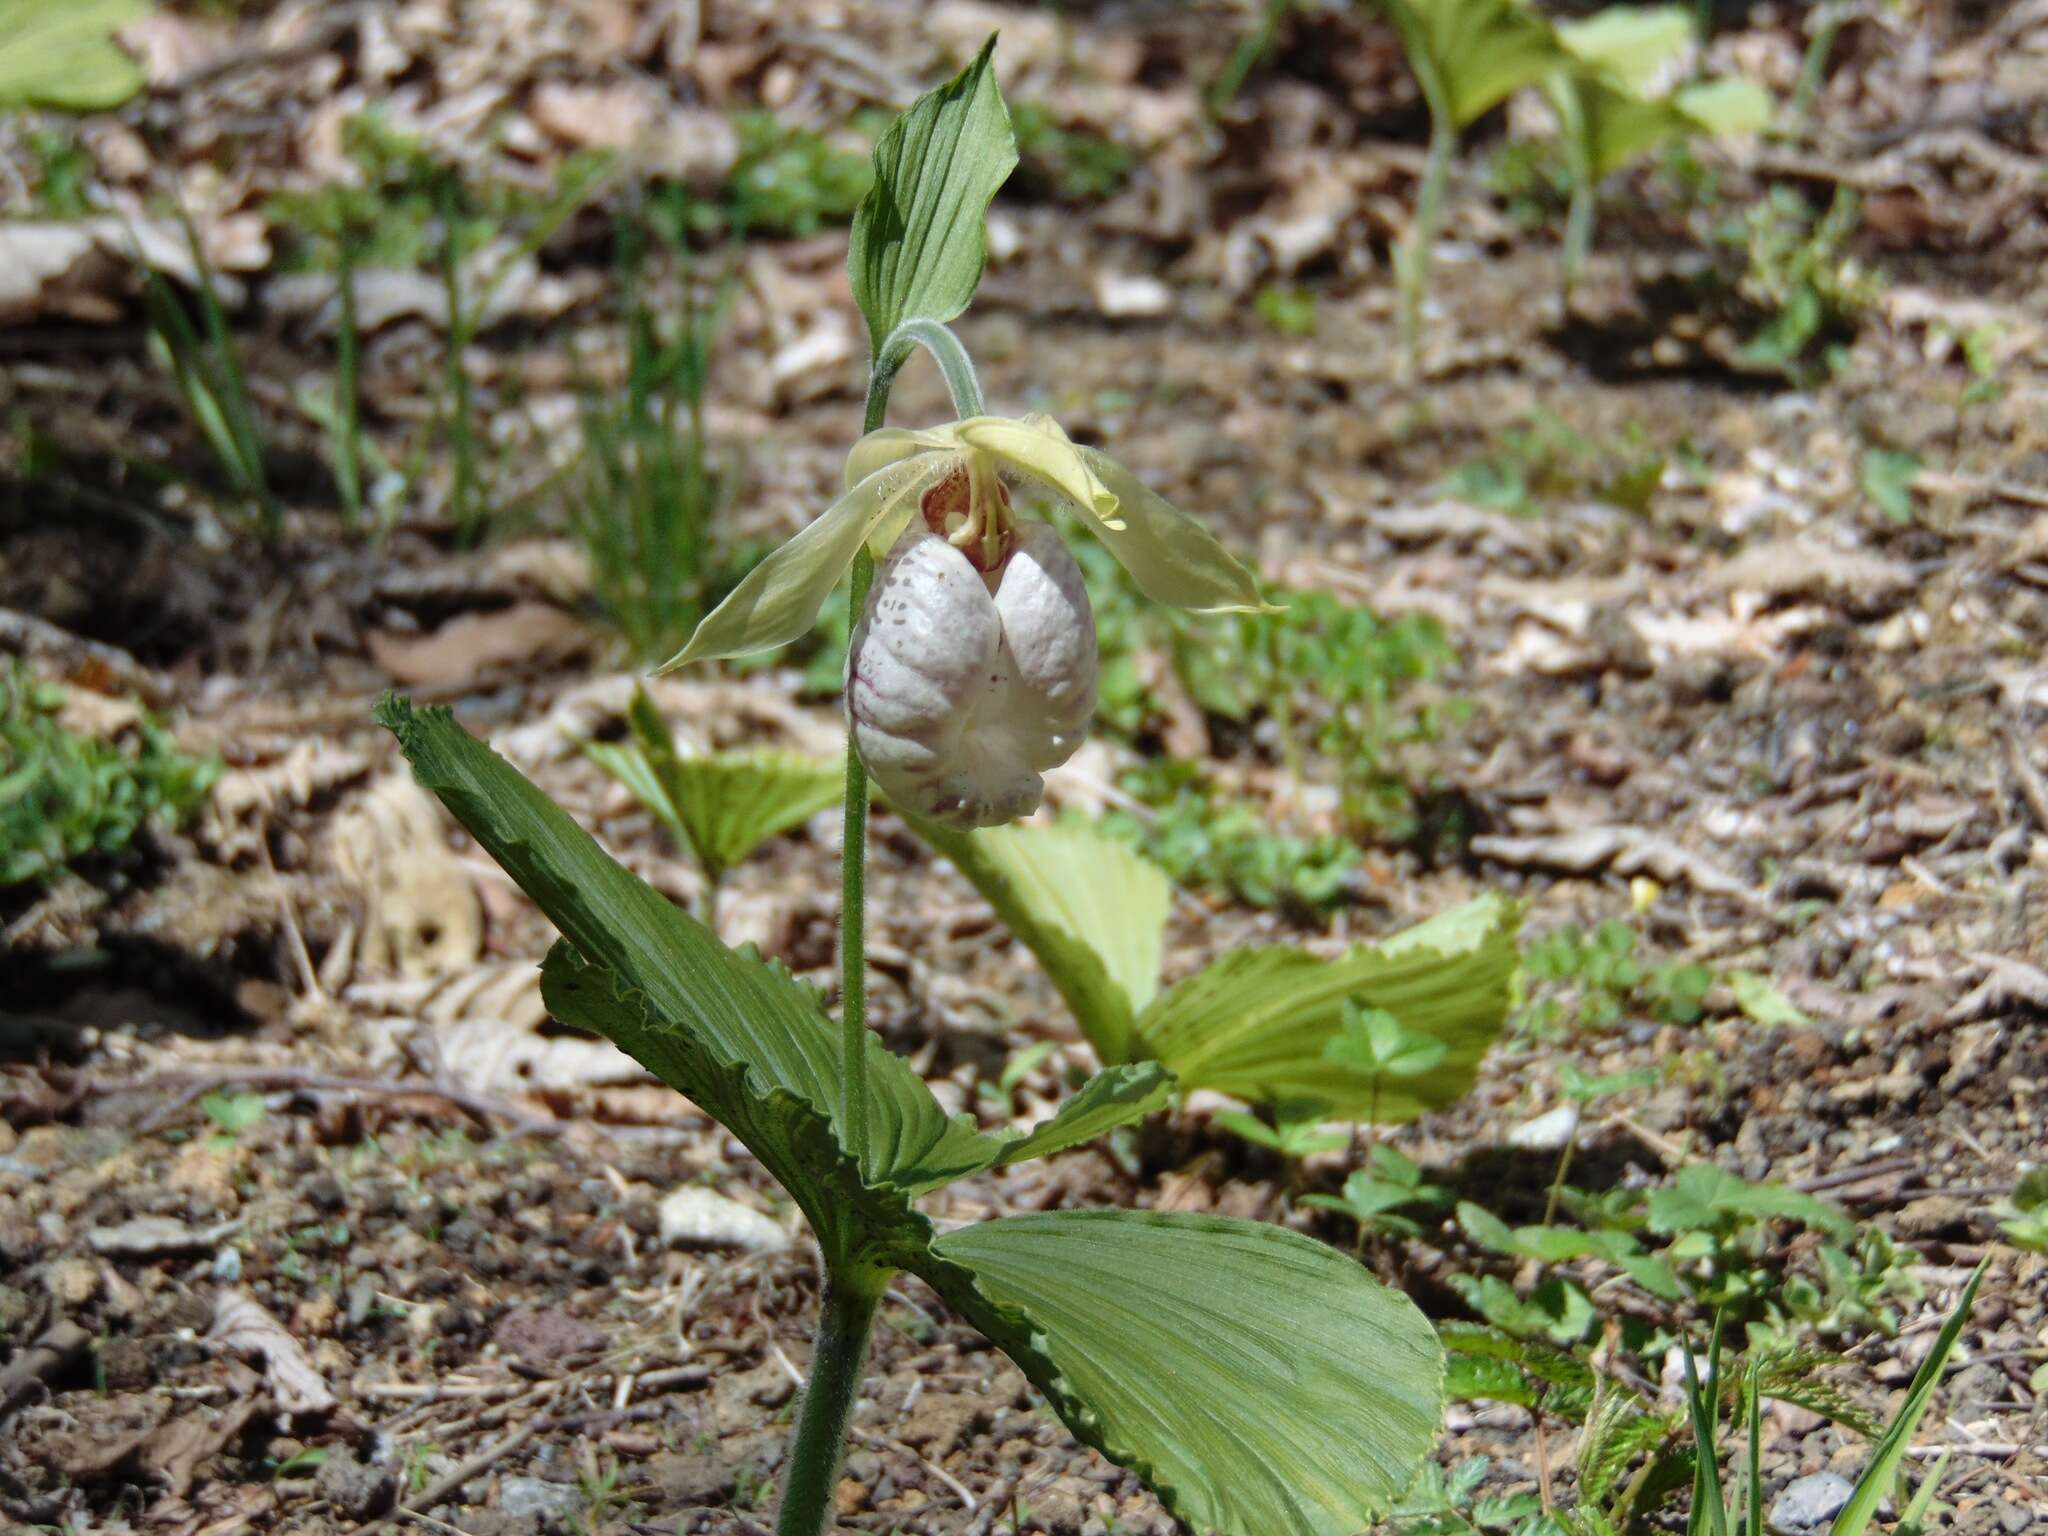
1859, 446, 1920, 526
1100, 760, 1360, 915
200, 1091, 267, 1148
1325, 1002, 1450, 1126
1009, 102, 1133, 202
1211, 1107, 1347, 1162
1677, 1263, 1985, 1536
1, 668, 219, 892
568, 213, 733, 664
1717, 186, 1881, 384
142, 218, 278, 541
1542, 7, 1768, 302
1254, 283, 1319, 336
579, 686, 841, 919
1994, 1167, 2048, 1254
717, 109, 884, 237
1302, 1144, 1450, 1240
1441, 413, 1668, 518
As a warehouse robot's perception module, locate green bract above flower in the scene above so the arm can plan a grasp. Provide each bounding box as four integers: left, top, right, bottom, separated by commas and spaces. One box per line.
662, 412, 1271, 670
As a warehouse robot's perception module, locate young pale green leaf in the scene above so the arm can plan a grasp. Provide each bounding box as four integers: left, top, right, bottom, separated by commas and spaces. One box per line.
847, 36, 1018, 355
911, 816, 1172, 1064
1727, 969, 1810, 1028
1644, 1164, 1855, 1244
1554, 5, 1692, 93
1382, 0, 1568, 127
1829, 1261, 1986, 1536
918, 1210, 1443, 1536
1134, 894, 1519, 1120
635, 746, 840, 884
993, 1062, 1173, 1166
374, 695, 998, 1196
0, 0, 146, 111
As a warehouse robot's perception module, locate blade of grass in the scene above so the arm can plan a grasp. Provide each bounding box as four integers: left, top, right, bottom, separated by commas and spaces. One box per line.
1828, 1260, 1986, 1536
1680, 1319, 1729, 1536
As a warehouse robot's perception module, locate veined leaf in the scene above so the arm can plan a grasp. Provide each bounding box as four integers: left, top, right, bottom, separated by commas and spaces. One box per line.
1381, 0, 1567, 127
0, 0, 146, 112
585, 691, 842, 882
913, 816, 1171, 1063
377, 696, 995, 1198
1644, 1164, 1855, 1244
1134, 894, 1519, 1120
994, 1062, 1174, 1166
920, 1210, 1442, 1536
848, 36, 1018, 354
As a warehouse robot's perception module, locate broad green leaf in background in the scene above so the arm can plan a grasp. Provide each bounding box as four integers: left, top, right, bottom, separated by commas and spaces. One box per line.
913, 815, 1171, 1064
1727, 969, 1810, 1027
1135, 893, 1520, 1120
0, 0, 146, 112
847, 36, 1018, 354
580, 687, 842, 885
1381, 0, 1567, 126
922, 1210, 1443, 1536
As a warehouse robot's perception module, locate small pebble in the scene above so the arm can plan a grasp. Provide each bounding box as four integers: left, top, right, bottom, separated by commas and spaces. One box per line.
657, 1188, 791, 1254
1771, 1470, 1855, 1533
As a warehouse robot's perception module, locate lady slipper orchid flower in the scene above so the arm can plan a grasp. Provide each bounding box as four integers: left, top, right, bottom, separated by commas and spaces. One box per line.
666, 413, 1268, 827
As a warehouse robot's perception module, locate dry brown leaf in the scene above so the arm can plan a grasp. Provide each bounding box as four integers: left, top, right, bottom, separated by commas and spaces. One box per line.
1470, 826, 1765, 907
366, 600, 589, 690
209, 1292, 335, 1419
326, 772, 484, 979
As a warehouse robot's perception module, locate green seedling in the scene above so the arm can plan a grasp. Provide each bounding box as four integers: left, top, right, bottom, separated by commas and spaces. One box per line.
579, 686, 840, 921
200, 1091, 267, 1148
1009, 102, 1133, 202
142, 217, 279, 541
717, 109, 883, 237
1375, 0, 1571, 375
1254, 283, 1319, 337
0, 0, 145, 111
1994, 1167, 2048, 1254
569, 211, 733, 664
383, 47, 1444, 1536
1212, 1108, 1348, 1162
1326, 1001, 1450, 1128
1859, 447, 1920, 526
1542, 1059, 1657, 1221
1301, 1144, 1449, 1240
1718, 186, 1882, 384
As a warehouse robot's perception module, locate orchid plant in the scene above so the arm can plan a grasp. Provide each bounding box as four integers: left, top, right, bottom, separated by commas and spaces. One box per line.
381, 42, 1442, 1536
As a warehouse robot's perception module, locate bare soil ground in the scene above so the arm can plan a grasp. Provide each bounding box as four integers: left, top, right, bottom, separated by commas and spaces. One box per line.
2, 1, 2046, 1533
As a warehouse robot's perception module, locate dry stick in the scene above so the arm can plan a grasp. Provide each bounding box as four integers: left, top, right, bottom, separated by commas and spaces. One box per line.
93, 1066, 562, 1140
2004, 728, 2048, 835
1791, 1155, 1919, 1194
361, 1390, 565, 1536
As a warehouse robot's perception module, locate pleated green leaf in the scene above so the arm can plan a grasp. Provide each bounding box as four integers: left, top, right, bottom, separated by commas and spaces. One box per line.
912, 816, 1171, 1064
847, 35, 1017, 353
1134, 894, 1519, 1120
920, 1210, 1443, 1536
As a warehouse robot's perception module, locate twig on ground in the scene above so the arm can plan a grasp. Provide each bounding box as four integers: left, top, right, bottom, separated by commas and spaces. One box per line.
1792, 1155, 1919, 1193
361, 1389, 565, 1536
91, 1066, 562, 1140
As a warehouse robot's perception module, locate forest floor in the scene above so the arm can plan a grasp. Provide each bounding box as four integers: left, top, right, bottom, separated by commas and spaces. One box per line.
2, 1, 2046, 1533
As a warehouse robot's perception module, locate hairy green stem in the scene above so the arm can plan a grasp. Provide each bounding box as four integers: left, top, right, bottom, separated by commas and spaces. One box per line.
774, 1269, 886, 1536
839, 318, 985, 1170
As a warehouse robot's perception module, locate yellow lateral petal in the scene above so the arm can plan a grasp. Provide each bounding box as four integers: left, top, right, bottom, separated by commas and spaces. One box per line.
1077, 448, 1275, 614
659, 457, 949, 669
957, 415, 1120, 526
